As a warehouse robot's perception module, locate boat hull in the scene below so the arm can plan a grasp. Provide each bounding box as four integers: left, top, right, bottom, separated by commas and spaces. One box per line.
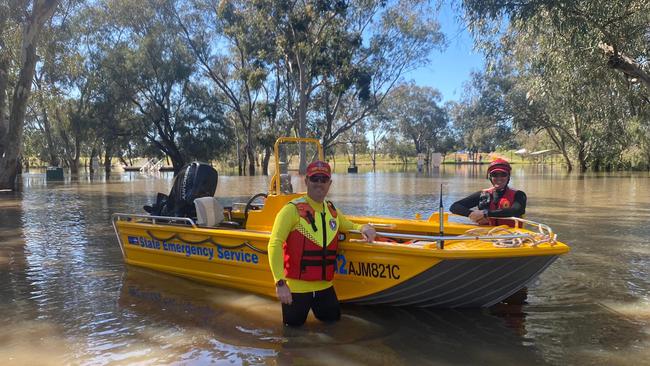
348, 255, 559, 307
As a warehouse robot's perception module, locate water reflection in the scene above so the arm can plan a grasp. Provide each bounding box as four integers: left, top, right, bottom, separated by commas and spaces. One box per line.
117, 267, 543, 365
1, 166, 649, 364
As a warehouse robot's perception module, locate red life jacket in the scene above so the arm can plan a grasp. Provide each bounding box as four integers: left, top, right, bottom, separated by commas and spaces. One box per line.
283, 197, 340, 281
483, 187, 518, 227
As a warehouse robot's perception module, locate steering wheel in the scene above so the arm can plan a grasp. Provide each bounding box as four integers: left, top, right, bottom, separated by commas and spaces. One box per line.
244, 193, 268, 222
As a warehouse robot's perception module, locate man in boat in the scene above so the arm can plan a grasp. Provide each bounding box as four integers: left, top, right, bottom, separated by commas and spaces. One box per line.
450, 158, 527, 227
268, 160, 376, 327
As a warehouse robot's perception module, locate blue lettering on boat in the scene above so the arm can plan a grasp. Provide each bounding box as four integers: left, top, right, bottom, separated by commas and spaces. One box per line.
126, 235, 214, 260
217, 246, 259, 264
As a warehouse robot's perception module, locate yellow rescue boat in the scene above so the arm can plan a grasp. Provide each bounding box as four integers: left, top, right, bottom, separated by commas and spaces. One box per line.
112, 138, 570, 308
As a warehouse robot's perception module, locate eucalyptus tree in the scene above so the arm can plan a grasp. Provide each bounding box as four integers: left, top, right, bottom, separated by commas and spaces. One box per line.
488, 5, 647, 171
449, 72, 513, 158
224, 0, 353, 173
91, 0, 232, 174
169, 0, 280, 175
256, 66, 294, 175
365, 110, 394, 170
456, 0, 650, 170
462, 0, 650, 94
382, 82, 452, 164
31, 68, 61, 166
383, 135, 416, 165
37, 1, 104, 175
313, 0, 445, 155
0, 0, 60, 189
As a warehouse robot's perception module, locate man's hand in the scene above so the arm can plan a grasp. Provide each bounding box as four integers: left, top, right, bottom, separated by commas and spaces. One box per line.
360, 224, 377, 242
276, 282, 292, 304
469, 210, 487, 224
477, 217, 490, 225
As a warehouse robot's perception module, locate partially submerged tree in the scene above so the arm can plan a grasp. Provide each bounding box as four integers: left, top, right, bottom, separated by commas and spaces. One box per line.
0, 0, 60, 189
93, 0, 232, 173
383, 83, 450, 160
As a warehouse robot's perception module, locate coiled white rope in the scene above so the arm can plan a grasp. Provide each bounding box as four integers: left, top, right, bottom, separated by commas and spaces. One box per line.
463, 224, 556, 248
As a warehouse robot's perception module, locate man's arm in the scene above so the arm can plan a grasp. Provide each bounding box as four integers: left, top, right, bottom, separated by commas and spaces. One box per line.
268, 204, 298, 282
338, 209, 376, 242
268, 204, 299, 305
449, 191, 482, 217
488, 191, 527, 218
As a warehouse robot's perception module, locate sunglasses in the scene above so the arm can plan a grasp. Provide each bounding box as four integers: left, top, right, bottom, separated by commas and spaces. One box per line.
308, 175, 330, 183
490, 172, 509, 178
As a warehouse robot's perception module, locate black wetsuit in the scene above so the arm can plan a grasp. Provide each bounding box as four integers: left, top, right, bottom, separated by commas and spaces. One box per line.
450, 188, 527, 218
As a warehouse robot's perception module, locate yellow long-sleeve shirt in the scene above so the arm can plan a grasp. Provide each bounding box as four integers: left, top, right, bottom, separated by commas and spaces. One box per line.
268, 195, 361, 293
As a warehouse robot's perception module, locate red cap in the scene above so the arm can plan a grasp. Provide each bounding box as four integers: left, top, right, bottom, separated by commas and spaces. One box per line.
487, 158, 511, 177
306, 160, 331, 177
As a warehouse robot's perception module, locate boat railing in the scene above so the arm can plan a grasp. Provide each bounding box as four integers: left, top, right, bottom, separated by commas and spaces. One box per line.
350, 217, 557, 249
508, 217, 556, 242
112, 213, 197, 228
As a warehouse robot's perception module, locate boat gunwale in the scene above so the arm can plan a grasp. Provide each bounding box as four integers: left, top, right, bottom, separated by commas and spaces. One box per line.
113, 213, 569, 260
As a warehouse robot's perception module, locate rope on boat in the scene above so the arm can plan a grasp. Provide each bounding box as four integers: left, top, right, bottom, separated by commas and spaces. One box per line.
462, 225, 556, 248
145, 230, 268, 254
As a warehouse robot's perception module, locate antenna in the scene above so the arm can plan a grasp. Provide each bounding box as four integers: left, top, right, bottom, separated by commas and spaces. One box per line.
438, 183, 444, 249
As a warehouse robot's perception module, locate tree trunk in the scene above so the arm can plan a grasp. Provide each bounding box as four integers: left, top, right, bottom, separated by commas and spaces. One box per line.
297, 56, 309, 174
0, 53, 8, 150
544, 126, 573, 172
89, 147, 97, 175
0, 0, 59, 189
41, 107, 59, 166
104, 146, 112, 174
247, 131, 255, 176
262, 147, 271, 175
578, 148, 588, 173
233, 125, 242, 176
169, 150, 186, 175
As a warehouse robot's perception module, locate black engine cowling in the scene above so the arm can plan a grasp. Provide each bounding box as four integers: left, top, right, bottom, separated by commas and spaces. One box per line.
144, 162, 218, 218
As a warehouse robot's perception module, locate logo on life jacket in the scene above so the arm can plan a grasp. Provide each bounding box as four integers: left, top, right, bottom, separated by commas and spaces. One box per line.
484, 187, 518, 227
329, 218, 337, 230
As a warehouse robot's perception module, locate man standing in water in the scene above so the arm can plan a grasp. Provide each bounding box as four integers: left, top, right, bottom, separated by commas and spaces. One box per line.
450, 159, 527, 227
268, 160, 376, 327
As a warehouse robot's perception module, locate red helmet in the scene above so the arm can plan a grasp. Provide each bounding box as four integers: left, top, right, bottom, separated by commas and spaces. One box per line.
487, 158, 511, 178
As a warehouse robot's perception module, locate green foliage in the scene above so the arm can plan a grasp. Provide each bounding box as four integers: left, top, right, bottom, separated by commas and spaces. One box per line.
449, 70, 514, 154
383, 136, 417, 164
86, 0, 231, 173
459, 0, 650, 171
381, 82, 451, 154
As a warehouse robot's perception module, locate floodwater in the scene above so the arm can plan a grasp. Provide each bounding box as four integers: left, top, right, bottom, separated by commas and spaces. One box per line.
1, 164, 649, 365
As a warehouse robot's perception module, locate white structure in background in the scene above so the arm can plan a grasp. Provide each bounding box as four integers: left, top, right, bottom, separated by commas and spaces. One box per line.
140, 158, 164, 174
91, 156, 100, 172
417, 153, 426, 172
431, 153, 442, 168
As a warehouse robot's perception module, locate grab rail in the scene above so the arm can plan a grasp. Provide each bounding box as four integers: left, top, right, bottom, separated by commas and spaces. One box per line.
349, 230, 532, 242
111, 213, 197, 228
507, 217, 556, 242
349, 217, 557, 249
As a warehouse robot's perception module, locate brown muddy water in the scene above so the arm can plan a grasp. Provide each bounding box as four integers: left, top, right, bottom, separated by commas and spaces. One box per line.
1, 164, 649, 365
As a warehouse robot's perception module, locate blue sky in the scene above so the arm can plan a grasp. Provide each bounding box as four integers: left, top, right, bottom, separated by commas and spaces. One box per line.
402, 2, 484, 103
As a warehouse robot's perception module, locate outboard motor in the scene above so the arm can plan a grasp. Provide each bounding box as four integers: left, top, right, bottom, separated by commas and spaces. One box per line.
144, 162, 218, 218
